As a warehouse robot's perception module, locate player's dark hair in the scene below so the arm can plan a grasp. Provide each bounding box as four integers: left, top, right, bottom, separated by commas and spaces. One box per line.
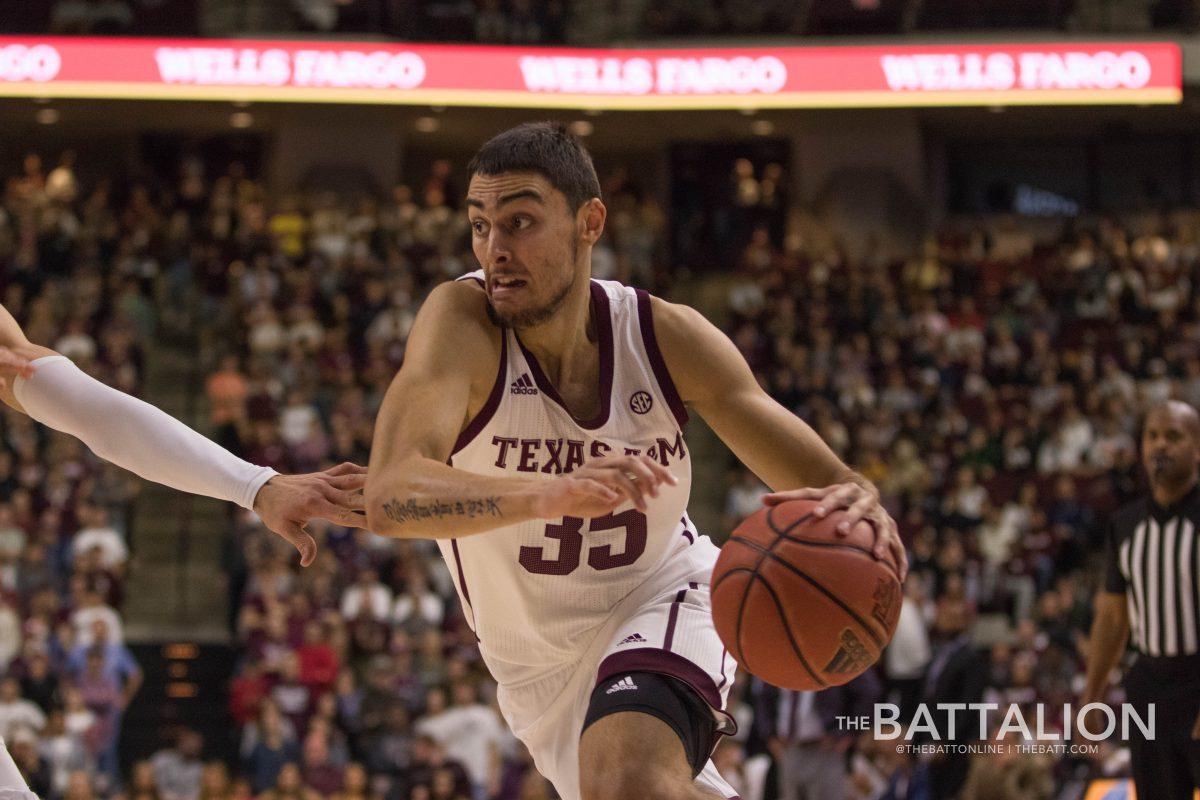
468, 122, 601, 212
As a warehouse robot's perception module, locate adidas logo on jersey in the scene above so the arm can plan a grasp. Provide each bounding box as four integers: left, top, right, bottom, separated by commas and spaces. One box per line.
606, 676, 638, 695
510, 373, 537, 395
617, 633, 646, 646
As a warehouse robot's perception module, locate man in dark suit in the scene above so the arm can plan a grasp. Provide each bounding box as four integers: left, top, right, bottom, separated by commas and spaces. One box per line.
921, 600, 988, 800
754, 669, 883, 800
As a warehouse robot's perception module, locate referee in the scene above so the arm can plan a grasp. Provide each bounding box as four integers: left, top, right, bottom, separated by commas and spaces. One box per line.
1082, 400, 1200, 800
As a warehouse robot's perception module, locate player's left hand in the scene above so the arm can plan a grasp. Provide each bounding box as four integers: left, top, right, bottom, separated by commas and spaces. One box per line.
253, 461, 368, 567
763, 482, 908, 581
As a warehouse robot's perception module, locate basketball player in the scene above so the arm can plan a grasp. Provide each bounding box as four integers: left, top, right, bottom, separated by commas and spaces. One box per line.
365, 122, 907, 800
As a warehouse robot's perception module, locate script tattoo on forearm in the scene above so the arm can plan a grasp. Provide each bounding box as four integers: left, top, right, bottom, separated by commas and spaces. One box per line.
382, 496, 503, 524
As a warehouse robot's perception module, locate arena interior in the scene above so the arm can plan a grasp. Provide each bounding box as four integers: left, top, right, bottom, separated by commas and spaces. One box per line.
1, 2, 1200, 799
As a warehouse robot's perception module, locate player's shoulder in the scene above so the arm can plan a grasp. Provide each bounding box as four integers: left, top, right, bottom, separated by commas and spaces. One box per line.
641, 293, 710, 342
408, 277, 501, 370
419, 278, 494, 336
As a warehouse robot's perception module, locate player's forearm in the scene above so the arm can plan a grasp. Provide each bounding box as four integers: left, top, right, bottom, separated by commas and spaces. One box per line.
1082, 596, 1129, 702
364, 457, 543, 539
708, 392, 862, 492
13, 356, 275, 508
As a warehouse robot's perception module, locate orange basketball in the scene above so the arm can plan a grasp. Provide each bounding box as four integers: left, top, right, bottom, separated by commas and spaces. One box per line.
711, 498, 903, 690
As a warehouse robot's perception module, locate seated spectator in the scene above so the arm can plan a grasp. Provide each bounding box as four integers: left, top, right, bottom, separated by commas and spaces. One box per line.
11, 726, 54, 799
414, 680, 505, 798
40, 708, 91, 798
257, 762, 319, 800
300, 731, 342, 797
62, 686, 96, 743
329, 763, 374, 800
130, 759, 163, 800
0, 599, 21, 672
70, 503, 128, 573
340, 569, 391, 623
152, 729, 205, 800
402, 737, 470, 800
391, 565, 443, 633
0, 506, 27, 563
230, 661, 270, 728
0, 677, 45, 739
271, 653, 312, 734
244, 702, 299, 793
198, 762, 233, 800
21, 649, 59, 714
296, 621, 338, 695
71, 594, 124, 648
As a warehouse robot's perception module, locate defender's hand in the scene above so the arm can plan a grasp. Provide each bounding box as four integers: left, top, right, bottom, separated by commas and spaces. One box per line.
532, 454, 677, 518
0, 346, 35, 392
253, 461, 368, 566
764, 483, 907, 581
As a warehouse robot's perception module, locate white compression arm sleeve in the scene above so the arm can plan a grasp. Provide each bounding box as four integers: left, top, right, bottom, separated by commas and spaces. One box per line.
13, 355, 277, 510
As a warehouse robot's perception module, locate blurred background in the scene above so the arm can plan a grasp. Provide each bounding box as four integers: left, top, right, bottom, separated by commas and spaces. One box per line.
1, 2, 1199, 799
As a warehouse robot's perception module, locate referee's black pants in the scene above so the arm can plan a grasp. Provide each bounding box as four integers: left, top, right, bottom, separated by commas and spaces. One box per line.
1123, 653, 1200, 800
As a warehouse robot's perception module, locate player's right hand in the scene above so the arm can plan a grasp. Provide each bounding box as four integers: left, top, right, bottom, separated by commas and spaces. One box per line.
0, 346, 35, 391
253, 461, 369, 566
532, 454, 677, 518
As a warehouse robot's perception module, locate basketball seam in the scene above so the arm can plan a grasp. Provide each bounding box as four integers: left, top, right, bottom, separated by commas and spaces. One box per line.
771, 531, 903, 581
735, 569, 751, 673
767, 506, 815, 537
729, 534, 886, 649
752, 572, 827, 689
714, 509, 818, 680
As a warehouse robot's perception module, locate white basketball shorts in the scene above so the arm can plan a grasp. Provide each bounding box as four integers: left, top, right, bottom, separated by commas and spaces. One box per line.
491, 547, 741, 800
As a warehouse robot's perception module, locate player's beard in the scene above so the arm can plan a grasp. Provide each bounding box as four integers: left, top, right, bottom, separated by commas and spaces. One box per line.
489, 239, 579, 330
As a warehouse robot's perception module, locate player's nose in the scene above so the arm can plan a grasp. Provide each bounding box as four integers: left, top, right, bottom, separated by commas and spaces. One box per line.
483, 230, 512, 265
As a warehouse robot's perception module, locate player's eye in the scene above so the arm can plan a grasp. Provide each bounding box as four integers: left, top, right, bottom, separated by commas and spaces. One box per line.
511, 216, 532, 231
471, 220, 488, 235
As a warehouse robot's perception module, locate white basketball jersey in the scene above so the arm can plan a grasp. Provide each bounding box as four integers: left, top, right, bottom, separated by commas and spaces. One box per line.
440, 271, 717, 684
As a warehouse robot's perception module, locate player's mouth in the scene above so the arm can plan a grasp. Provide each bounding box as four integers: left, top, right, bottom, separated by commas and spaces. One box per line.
490, 276, 527, 300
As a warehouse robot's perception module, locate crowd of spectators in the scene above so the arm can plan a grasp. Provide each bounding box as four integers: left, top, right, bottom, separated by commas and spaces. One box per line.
719, 202, 1200, 798
4, 139, 1200, 800
0, 153, 148, 799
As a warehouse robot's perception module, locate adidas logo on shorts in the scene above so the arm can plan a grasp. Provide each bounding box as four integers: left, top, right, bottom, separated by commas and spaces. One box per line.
606, 676, 638, 695
617, 633, 646, 646
510, 373, 537, 395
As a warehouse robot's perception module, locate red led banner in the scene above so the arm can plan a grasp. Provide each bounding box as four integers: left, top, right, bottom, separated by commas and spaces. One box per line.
0, 37, 1182, 109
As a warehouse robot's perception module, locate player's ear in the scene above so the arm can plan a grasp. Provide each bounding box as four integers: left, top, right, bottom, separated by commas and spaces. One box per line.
579, 198, 606, 245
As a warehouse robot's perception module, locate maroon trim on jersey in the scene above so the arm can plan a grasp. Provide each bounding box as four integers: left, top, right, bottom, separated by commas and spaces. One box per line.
456, 273, 486, 288
515, 280, 614, 430
450, 539, 471, 611
450, 330, 508, 457
717, 647, 729, 690
663, 580, 700, 651
634, 288, 689, 428
596, 647, 727, 717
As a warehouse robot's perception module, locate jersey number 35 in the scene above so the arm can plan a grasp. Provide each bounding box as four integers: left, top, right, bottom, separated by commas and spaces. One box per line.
519, 510, 648, 576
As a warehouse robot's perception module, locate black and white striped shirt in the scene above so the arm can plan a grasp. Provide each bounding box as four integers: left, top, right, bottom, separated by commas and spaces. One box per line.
1104, 485, 1200, 657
